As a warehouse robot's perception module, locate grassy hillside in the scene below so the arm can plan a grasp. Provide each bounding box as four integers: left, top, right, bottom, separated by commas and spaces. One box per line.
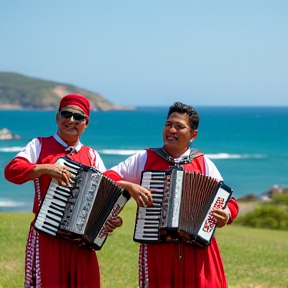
1, 201, 288, 288
0, 72, 133, 110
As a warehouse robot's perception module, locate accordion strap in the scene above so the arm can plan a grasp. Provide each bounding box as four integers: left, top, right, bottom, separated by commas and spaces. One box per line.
150, 148, 203, 165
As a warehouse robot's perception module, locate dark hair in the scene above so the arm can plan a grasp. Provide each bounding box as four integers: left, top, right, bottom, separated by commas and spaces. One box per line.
167, 102, 199, 130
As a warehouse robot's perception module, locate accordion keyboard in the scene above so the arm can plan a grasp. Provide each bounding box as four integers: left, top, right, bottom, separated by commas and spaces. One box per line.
134, 171, 166, 242
34, 158, 80, 236
133, 168, 234, 247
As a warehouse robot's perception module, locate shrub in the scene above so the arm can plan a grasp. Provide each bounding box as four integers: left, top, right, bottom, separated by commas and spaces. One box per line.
237, 193, 257, 202
235, 204, 288, 230
271, 192, 288, 206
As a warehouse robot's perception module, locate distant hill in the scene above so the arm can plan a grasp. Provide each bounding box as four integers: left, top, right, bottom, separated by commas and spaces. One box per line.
0, 72, 134, 111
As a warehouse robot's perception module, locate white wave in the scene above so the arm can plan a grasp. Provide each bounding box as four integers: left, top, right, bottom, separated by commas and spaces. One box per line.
99, 150, 266, 159
206, 153, 242, 159
0, 147, 266, 160
0, 146, 23, 152
206, 153, 266, 159
99, 149, 142, 155
240, 154, 266, 159
0, 199, 26, 208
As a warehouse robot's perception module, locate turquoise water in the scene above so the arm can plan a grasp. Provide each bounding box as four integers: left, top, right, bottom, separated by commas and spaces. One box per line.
0, 106, 287, 211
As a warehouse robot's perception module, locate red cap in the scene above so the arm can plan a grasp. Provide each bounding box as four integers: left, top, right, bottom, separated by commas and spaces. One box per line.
58, 94, 90, 117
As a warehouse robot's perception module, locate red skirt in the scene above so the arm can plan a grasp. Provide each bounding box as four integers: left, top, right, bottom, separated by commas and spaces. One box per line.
25, 225, 100, 288
139, 238, 227, 288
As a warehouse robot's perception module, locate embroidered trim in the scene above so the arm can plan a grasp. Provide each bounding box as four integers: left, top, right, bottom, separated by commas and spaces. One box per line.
25, 226, 42, 288
89, 148, 97, 167
26, 172, 42, 287
150, 148, 203, 165
139, 244, 149, 288
34, 178, 41, 209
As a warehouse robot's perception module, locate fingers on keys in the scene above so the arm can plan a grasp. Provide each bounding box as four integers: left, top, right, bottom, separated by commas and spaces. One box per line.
138, 191, 153, 207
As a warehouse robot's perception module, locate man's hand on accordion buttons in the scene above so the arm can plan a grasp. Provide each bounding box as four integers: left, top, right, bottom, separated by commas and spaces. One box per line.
106, 216, 123, 234
211, 208, 229, 228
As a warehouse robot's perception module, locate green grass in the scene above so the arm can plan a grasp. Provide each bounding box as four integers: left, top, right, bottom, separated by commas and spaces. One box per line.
1, 201, 288, 288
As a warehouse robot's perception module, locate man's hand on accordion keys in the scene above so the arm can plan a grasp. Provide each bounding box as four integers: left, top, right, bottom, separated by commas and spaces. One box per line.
33, 163, 71, 186
211, 208, 230, 228
116, 181, 153, 207
53, 164, 71, 187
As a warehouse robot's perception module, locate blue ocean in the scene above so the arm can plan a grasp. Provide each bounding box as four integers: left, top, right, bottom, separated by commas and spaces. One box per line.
0, 106, 287, 212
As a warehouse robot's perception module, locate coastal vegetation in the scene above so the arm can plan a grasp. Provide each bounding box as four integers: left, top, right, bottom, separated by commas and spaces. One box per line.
236, 188, 288, 230
1, 201, 288, 288
0, 72, 133, 111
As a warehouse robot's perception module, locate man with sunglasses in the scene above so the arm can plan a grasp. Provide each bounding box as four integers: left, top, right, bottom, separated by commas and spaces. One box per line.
4, 94, 116, 288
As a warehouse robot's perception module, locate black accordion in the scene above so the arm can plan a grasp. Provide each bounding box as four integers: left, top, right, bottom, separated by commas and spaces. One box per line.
133, 166, 233, 248
34, 157, 130, 250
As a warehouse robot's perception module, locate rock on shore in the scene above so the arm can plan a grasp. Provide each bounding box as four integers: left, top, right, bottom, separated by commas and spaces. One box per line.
0, 128, 20, 140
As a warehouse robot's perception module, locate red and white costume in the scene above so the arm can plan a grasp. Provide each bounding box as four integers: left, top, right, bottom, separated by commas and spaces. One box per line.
105, 148, 238, 288
4, 134, 105, 288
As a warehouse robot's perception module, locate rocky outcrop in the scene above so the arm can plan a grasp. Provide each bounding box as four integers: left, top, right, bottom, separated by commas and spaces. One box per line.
0, 72, 135, 111
237, 185, 288, 202
0, 128, 20, 140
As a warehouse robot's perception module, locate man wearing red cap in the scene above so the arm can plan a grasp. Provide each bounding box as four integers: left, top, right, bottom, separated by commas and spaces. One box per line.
4, 94, 110, 288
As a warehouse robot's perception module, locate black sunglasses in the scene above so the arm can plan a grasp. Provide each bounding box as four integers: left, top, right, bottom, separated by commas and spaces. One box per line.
59, 110, 87, 122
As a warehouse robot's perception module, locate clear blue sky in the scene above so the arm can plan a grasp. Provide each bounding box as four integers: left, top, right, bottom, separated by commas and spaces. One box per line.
1, 1, 287, 106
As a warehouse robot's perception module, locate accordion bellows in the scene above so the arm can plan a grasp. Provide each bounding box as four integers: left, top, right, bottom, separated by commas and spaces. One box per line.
133, 167, 233, 248
34, 157, 130, 250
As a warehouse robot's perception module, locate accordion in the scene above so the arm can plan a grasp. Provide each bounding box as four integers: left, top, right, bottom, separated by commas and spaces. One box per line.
133, 166, 233, 248
34, 157, 130, 250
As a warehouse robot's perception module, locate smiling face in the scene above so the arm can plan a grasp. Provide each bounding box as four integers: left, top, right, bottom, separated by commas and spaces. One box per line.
56, 105, 89, 146
162, 112, 197, 158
